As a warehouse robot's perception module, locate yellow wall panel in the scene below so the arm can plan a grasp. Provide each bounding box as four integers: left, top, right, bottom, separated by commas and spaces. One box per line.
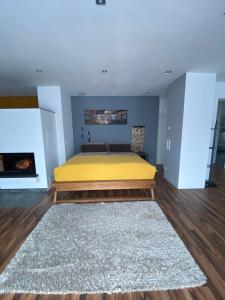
0, 96, 38, 108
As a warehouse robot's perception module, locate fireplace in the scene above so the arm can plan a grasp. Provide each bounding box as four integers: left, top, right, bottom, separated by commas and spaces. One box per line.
0, 153, 37, 178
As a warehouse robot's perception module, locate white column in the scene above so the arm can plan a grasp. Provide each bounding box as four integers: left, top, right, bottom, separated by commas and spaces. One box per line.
60, 88, 74, 160
178, 73, 216, 188
164, 73, 216, 189
37, 86, 74, 165
156, 97, 168, 165
37, 86, 66, 164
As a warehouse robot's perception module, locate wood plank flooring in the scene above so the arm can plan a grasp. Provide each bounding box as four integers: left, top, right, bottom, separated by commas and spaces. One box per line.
0, 167, 225, 299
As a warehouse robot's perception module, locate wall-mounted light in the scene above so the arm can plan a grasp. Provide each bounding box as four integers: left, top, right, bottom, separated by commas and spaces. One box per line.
88, 131, 91, 143
81, 127, 84, 140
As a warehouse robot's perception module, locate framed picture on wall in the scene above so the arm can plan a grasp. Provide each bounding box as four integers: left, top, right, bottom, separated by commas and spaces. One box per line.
85, 110, 127, 125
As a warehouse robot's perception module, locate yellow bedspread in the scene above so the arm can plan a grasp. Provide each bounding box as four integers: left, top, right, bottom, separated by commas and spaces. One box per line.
54, 154, 156, 182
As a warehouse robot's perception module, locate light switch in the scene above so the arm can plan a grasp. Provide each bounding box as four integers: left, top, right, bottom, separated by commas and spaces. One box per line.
166, 139, 171, 151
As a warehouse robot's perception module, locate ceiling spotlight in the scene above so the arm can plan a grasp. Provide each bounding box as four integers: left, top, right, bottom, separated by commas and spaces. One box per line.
35, 69, 43, 73
164, 70, 172, 74
96, 0, 106, 5
102, 69, 108, 73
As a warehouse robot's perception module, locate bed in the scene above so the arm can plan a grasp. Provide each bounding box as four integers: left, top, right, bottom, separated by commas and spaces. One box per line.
52, 143, 156, 204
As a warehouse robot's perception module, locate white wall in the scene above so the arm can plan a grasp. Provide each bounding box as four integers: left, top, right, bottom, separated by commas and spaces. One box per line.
37, 86, 65, 164
41, 109, 58, 187
0, 109, 57, 189
164, 75, 186, 187
37, 86, 74, 164
178, 73, 216, 188
60, 88, 74, 159
164, 73, 216, 189
156, 97, 167, 164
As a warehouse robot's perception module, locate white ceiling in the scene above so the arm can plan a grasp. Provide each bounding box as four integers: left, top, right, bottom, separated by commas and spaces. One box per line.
0, 0, 225, 96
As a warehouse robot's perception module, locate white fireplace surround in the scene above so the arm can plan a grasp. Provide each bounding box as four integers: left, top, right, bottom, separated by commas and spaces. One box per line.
0, 108, 58, 189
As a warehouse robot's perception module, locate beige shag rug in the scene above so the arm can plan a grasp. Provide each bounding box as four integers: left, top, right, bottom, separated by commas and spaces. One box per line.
0, 201, 206, 294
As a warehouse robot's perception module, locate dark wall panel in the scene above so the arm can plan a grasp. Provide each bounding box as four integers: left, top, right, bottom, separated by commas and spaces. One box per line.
71, 96, 159, 163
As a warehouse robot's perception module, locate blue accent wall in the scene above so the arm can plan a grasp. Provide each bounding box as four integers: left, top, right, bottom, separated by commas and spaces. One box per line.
71, 96, 159, 163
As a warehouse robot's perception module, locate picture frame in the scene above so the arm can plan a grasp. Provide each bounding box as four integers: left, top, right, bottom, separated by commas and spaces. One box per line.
85, 110, 127, 125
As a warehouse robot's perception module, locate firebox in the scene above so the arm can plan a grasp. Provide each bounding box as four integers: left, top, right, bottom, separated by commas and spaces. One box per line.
0, 153, 37, 178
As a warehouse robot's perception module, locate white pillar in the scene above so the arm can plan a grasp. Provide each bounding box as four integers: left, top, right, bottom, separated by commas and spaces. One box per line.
178, 73, 216, 188
164, 73, 216, 189
156, 97, 167, 164
37, 86, 74, 165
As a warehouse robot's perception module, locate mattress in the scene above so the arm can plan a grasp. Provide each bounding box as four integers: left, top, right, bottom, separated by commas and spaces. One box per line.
54, 153, 156, 182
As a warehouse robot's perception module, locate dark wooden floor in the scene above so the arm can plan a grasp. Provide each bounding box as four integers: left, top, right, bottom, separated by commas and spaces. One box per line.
1, 167, 225, 299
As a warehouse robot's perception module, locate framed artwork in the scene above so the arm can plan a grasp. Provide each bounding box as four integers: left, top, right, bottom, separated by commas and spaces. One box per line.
85, 110, 127, 125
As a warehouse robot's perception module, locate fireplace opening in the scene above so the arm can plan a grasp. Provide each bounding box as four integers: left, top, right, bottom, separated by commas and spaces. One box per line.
0, 153, 37, 178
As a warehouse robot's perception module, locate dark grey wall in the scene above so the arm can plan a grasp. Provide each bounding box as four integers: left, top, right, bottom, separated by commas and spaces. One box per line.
164, 74, 186, 187
71, 96, 159, 163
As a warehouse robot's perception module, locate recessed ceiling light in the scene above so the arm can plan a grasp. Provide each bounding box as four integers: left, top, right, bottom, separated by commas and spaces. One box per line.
164, 70, 172, 74
96, 0, 106, 5
35, 69, 43, 73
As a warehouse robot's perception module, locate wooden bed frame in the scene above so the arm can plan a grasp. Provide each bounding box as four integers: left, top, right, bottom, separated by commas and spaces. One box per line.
51, 143, 156, 204
51, 179, 156, 204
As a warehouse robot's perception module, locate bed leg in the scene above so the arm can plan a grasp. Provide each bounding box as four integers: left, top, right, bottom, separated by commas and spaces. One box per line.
53, 190, 58, 204
150, 188, 155, 200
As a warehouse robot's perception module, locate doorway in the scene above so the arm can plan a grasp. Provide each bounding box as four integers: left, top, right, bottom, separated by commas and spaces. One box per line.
214, 100, 225, 169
